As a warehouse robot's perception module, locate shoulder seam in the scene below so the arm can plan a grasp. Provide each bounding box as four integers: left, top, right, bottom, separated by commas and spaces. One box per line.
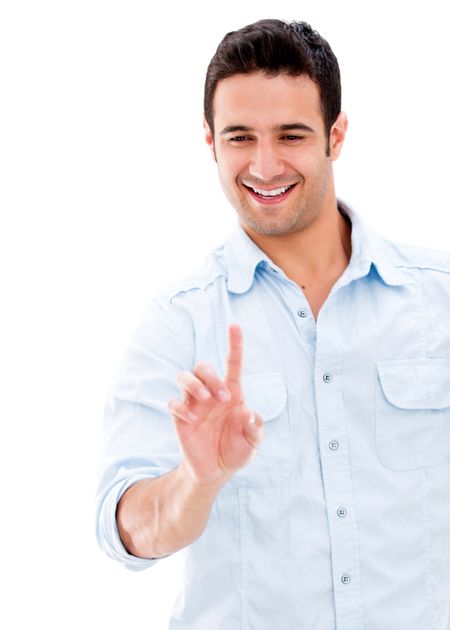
384, 239, 450, 274
161, 271, 227, 306
393, 263, 450, 275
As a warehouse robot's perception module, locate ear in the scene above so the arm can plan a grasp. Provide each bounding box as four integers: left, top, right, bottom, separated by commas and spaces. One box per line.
329, 111, 348, 161
203, 114, 217, 162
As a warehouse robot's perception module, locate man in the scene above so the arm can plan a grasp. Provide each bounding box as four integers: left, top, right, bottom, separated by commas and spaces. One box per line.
96, 19, 450, 630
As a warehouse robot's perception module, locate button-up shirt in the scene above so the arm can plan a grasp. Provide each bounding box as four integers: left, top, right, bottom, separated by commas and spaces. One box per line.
96, 200, 450, 630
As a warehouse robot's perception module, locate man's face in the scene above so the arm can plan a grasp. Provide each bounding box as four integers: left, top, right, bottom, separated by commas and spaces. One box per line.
204, 71, 347, 237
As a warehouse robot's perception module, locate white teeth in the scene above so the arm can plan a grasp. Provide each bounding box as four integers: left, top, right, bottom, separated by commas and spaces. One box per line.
251, 185, 292, 197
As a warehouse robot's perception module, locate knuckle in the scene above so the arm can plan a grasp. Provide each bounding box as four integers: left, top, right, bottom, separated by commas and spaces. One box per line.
183, 391, 193, 405
193, 362, 213, 376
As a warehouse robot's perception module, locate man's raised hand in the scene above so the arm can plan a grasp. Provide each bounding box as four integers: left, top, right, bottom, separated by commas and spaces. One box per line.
167, 323, 264, 486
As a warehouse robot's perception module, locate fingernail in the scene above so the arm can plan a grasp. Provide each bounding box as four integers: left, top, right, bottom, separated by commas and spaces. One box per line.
249, 413, 256, 425
187, 411, 198, 421
198, 388, 211, 400
218, 389, 231, 402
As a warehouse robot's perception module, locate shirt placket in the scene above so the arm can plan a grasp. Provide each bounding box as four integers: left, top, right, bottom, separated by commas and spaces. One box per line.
265, 264, 317, 348
315, 302, 365, 630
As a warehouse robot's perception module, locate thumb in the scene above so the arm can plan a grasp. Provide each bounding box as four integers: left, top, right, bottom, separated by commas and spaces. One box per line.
243, 411, 264, 449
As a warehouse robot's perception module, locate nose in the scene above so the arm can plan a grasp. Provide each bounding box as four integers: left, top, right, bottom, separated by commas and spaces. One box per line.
248, 140, 285, 182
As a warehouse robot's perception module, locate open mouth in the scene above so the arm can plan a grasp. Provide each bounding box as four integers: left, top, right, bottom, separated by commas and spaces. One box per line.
243, 183, 297, 204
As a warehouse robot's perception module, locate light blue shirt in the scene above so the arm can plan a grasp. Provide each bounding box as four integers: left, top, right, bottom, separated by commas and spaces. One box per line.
96, 200, 450, 630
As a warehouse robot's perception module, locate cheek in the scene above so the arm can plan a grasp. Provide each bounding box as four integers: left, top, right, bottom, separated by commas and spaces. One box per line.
294, 151, 328, 178
218, 153, 248, 183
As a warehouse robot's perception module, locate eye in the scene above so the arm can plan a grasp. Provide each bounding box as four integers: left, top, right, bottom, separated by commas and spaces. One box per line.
282, 135, 305, 141
228, 135, 251, 142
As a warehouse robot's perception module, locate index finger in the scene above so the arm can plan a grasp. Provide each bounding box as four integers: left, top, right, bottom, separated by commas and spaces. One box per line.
224, 323, 243, 387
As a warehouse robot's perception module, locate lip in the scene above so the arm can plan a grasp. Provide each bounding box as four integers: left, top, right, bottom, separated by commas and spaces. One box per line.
243, 183, 297, 205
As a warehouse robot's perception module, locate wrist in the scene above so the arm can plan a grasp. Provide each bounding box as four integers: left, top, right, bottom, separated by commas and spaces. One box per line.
178, 459, 231, 492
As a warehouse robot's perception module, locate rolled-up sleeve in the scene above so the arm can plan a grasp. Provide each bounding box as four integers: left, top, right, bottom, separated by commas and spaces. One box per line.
95, 295, 194, 570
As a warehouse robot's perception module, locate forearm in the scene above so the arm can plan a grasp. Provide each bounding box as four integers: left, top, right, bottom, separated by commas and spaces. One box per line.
116, 461, 228, 559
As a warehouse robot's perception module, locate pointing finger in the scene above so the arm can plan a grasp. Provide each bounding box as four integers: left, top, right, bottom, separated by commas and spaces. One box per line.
224, 323, 243, 387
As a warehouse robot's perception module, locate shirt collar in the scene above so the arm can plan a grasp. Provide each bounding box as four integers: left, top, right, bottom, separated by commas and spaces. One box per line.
224, 199, 412, 294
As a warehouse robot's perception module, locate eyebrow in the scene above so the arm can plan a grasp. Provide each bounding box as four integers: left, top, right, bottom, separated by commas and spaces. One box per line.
220, 122, 315, 135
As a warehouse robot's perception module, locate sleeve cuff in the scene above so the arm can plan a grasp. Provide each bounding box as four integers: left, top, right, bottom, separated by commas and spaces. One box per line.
96, 473, 171, 571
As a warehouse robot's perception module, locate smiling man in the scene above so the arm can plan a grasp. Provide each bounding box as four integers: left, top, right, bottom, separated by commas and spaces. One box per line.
96, 19, 450, 630
206, 70, 351, 321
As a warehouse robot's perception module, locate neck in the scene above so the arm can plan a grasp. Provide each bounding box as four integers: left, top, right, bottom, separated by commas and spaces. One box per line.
243, 198, 352, 287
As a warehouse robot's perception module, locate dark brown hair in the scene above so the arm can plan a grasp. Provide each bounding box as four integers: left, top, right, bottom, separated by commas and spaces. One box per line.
204, 19, 341, 154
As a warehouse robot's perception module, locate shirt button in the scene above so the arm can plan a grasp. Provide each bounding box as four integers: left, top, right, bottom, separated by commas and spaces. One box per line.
341, 574, 351, 585
297, 308, 308, 318
337, 507, 347, 518
323, 372, 333, 383
329, 440, 339, 451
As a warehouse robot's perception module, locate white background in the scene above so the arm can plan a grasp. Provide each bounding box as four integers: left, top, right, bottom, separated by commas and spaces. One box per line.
1, 0, 449, 628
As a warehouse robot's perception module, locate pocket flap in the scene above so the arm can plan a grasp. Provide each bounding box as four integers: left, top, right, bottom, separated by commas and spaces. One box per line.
241, 372, 287, 421
376, 358, 450, 410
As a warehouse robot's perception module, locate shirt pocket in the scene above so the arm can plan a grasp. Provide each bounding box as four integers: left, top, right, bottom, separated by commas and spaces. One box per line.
221, 371, 292, 491
375, 358, 450, 471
